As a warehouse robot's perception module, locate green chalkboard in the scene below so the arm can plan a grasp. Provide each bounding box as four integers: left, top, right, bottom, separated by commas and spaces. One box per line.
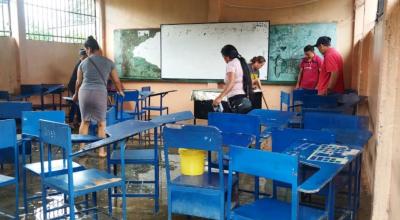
267, 23, 337, 82
114, 28, 161, 79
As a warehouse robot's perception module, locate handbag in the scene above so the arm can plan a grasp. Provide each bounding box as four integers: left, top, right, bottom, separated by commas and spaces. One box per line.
229, 95, 253, 114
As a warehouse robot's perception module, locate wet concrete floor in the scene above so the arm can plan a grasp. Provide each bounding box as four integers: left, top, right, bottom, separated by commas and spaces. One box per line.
0, 139, 372, 220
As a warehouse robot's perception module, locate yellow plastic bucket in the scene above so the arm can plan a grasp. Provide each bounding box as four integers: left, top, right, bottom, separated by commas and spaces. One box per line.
179, 148, 206, 176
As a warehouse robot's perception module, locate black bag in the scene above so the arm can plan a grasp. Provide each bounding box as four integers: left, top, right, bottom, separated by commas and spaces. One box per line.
229, 95, 252, 114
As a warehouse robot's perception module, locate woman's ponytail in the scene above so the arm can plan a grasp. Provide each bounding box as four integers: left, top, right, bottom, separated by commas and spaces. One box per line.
237, 54, 253, 97
221, 45, 253, 97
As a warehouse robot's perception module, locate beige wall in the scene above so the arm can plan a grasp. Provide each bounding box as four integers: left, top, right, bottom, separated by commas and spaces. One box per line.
219, 0, 354, 88
21, 40, 81, 85
375, 1, 400, 219
103, 0, 354, 112
351, 0, 400, 219
0, 37, 81, 97
0, 37, 19, 92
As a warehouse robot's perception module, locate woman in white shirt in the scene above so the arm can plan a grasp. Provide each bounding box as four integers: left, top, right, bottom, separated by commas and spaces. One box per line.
213, 45, 253, 113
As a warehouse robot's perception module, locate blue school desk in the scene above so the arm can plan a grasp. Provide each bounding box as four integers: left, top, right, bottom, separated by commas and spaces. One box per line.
140, 90, 177, 119
12, 84, 65, 110
76, 119, 160, 214
19, 111, 101, 214
73, 111, 193, 214
284, 142, 364, 220
322, 128, 372, 219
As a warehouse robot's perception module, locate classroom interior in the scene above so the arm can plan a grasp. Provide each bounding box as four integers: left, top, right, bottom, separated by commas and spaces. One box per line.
0, 0, 399, 219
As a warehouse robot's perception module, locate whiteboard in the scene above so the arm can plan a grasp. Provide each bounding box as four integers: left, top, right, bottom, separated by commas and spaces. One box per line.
161, 22, 269, 80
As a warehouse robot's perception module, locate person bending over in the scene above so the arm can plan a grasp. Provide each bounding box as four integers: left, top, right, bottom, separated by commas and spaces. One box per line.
314, 36, 345, 95
213, 44, 253, 114
248, 56, 266, 109
296, 45, 322, 90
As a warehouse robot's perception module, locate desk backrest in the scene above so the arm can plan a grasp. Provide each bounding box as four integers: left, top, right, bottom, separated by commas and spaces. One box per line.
141, 86, 151, 92
20, 84, 44, 95
292, 89, 317, 104
164, 125, 222, 151
22, 111, 65, 137
106, 107, 118, 126
230, 146, 298, 184
248, 109, 296, 125
0, 119, 16, 149
228, 146, 300, 219
121, 90, 139, 102
0, 91, 10, 101
303, 112, 369, 130
280, 91, 291, 111
302, 95, 338, 108
0, 101, 33, 119
208, 112, 260, 145
40, 120, 71, 151
271, 128, 336, 153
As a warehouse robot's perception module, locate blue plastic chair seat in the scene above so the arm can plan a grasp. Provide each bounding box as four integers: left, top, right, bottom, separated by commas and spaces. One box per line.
172, 172, 235, 189
0, 174, 15, 187
109, 149, 155, 164
43, 169, 122, 197
232, 197, 326, 220
71, 134, 101, 143
25, 159, 84, 175
142, 106, 168, 111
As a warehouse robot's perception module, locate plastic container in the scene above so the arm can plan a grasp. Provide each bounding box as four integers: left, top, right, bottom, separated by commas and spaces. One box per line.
178, 148, 206, 176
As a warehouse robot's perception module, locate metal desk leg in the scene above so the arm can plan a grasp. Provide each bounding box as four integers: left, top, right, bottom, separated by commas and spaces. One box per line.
356, 155, 362, 208
326, 181, 336, 220
154, 128, 159, 212
347, 161, 354, 219
22, 140, 29, 214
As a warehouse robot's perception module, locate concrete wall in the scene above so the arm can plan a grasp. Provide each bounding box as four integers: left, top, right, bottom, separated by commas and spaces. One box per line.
372, 1, 400, 219
351, 0, 400, 219
103, 0, 354, 113
21, 40, 81, 84
0, 37, 19, 92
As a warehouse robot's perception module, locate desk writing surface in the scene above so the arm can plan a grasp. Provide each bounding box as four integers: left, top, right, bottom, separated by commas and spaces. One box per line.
43, 84, 65, 94
74, 120, 159, 157
105, 119, 159, 138
285, 142, 361, 193
139, 90, 177, 98
150, 111, 194, 125
74, 113, 194, 156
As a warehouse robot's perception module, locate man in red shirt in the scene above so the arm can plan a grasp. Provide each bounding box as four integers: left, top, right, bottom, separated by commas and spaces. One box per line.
314, 36, 345, 95
296, 45, 322, 90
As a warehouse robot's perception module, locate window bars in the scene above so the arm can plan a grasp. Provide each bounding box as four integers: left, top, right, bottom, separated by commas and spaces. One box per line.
24, 0, 96, 43
0, 0, 11, 37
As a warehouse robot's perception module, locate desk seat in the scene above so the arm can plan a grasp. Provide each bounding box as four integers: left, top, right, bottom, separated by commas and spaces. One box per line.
71, 134, 101, 143
232, 197, 326, 220
44, 169, 122, 197
109, 149, 155, 164
25, 159, 84, 175
0, 174, 15, 186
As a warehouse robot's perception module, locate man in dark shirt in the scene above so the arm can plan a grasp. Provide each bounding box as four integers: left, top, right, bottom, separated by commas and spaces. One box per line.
68, 49, 87, 123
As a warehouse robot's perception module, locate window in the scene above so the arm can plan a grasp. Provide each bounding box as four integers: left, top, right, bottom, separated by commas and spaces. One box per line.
0, 0, 11, 37
24, 0, 97, 43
